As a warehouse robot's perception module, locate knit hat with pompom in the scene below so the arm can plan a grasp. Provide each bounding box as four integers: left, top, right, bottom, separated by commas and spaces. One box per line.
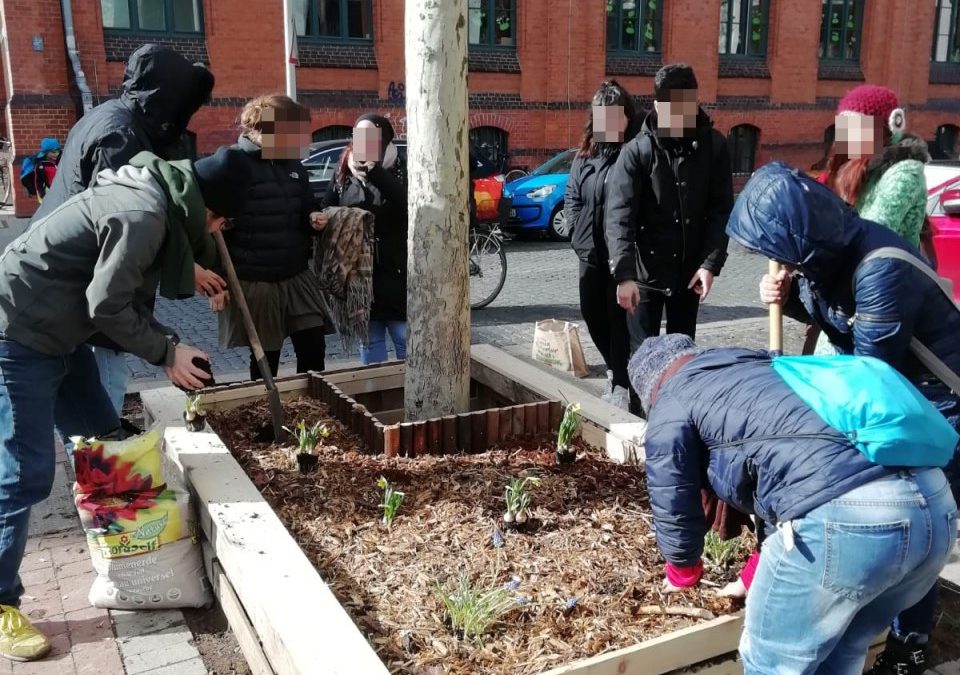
837, 85, 906, 139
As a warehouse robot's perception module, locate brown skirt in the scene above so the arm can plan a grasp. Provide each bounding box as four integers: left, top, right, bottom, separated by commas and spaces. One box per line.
218, 269, 330, 352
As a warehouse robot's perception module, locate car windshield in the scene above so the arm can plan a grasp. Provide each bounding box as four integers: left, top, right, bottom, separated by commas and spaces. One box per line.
303, 147, 344, 183
531, 151, 574, 176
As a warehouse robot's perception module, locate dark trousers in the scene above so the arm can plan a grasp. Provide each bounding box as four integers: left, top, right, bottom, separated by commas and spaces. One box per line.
625, 285, 700, 415
578, 261, 631, 389
624, 284, 701, 351
249, 326, 327, 381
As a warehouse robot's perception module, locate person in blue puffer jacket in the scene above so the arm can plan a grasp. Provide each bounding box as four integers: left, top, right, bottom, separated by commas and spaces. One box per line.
628, 334, 957, 675
726, 161, 960, 674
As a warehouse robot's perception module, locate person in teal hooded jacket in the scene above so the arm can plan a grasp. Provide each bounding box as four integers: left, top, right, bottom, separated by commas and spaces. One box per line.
17, 138, 61, 202
0, 147, 249, 662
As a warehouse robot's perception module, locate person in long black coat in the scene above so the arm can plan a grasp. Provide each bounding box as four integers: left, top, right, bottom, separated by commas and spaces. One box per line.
321, 114, 407, 364
564, 79, 641, 407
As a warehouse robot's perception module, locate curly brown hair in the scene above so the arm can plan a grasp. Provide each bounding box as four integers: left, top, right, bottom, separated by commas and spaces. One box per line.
239, 94, 311, 144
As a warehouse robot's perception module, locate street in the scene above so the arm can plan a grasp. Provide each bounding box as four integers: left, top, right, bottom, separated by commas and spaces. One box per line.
138, 237, 806, 390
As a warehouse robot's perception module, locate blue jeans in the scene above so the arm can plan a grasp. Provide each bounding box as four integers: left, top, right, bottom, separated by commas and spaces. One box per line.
741, 469, 958, 675
92, 348, 128, 415
360, 320, 407, 365
0, 339, 119, 606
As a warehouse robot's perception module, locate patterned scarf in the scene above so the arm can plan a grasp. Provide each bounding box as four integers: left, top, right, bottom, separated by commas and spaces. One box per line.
313, 206, 375, 353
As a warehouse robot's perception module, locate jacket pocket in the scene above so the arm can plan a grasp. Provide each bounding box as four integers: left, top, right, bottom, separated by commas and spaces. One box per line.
821, 520, 909, 601
853, 314, 903, 344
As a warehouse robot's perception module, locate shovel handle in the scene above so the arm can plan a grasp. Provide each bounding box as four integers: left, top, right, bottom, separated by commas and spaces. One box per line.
768, 260, 783, 356
212, 232, 276, 388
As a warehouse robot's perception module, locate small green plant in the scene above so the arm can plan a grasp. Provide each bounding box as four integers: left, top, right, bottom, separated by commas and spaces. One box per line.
283, 420, 330, 455
377, 476, 405, 526
703, 531, 746, 570
435, 573, 518, 640
184, 393, 204, 418
503, 476, 540, 525
557, 403, 582, 449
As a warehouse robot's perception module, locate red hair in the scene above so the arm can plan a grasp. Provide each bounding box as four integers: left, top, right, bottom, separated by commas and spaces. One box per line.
823, 149, 870, 205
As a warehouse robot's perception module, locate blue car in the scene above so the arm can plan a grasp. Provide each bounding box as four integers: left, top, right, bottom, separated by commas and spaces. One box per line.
504, 150, 575, 240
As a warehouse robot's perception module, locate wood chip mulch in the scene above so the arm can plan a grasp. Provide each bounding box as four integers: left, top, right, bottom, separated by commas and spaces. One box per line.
209, 396, 745, 675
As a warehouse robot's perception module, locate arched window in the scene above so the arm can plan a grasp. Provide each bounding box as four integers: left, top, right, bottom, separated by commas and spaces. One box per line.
469, 126, 509, 172
936, 124, 960, 160
312, 125, 353, 143
728, 124, 760, 175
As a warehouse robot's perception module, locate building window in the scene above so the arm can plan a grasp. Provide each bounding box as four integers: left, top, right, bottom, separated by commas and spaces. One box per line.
936, 124, 960, 159
312, 125, 353, 143
932, 0, 960, 63
719, 0, 769, 57
819, 0, 865, 62
606, 0, 663, 53
728, 124, 760, 175
292, 0, 373, 41
468, 0, 516, 48
470, 126, 509, 172
101, 0, 203, 32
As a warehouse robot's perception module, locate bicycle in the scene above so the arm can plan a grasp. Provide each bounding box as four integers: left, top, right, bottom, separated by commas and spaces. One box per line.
0, 138, 11, 206
469, 222, 507, 310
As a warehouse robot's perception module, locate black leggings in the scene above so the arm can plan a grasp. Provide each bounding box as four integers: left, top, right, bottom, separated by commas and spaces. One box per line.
249, 326, 327, 381
578, 261, 631, 389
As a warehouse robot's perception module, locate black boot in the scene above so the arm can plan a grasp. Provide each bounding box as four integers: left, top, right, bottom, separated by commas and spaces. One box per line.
867, 634, 927, 675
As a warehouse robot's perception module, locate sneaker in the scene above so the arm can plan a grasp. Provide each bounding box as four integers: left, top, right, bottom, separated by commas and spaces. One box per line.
866, 633, 926, 675
0, 606, 51, 662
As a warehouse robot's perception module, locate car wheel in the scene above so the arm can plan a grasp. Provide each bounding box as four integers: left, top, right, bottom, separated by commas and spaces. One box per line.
548, 205, 570, 242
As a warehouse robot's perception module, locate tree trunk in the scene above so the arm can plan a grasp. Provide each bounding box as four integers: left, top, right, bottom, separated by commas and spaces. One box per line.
403, 0, 471, 421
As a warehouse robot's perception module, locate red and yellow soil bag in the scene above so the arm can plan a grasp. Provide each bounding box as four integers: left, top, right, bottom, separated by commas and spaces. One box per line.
72, 430, 211, 610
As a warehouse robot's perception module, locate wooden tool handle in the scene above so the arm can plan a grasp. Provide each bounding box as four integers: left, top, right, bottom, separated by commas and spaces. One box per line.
768, 259, 783, 355
212, 231, 275, 388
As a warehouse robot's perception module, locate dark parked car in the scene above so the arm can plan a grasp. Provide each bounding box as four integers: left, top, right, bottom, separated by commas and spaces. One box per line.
303, 139, 509, 226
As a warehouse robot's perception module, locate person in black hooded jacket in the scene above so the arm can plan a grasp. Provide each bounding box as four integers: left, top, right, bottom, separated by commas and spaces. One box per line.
214, 94, 329, 380
321, 114, 408, 365
564, 80, 641, 407
603, 64, 734, 354
31, 43, 218, 416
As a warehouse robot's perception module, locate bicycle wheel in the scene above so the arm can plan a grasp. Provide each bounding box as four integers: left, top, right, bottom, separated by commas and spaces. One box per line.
504, 169, 527, 183
469, 231, 507, 310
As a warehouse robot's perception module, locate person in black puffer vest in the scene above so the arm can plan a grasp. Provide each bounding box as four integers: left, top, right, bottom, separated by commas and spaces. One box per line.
564, 80, 641, 409
214, 94, 329, 380
321, 114, 407, 365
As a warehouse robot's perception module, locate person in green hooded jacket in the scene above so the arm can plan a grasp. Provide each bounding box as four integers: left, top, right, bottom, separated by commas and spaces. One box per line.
0, 146, 249, 662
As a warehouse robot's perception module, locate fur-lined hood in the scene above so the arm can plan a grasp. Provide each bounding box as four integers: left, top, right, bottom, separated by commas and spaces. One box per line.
867, 132, 930, 181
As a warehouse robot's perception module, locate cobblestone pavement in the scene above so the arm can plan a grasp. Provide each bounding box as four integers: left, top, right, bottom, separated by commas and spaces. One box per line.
130, 239, 803, 385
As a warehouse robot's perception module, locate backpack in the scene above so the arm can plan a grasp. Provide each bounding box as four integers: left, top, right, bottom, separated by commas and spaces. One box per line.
772, 355, 958, 467
854, 246, 960, 394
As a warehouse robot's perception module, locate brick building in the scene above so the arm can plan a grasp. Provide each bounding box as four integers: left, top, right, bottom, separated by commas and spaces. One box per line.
2, 0, 960, 216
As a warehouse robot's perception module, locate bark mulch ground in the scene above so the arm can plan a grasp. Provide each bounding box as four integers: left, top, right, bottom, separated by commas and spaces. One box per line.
209, 396, 747, 675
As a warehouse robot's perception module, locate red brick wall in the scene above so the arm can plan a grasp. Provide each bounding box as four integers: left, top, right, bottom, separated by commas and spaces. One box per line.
1, 0, 959, 217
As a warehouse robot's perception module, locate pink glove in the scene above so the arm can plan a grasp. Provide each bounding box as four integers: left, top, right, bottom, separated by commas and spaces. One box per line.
665, 560, 704, 588
739, 550, 761, 590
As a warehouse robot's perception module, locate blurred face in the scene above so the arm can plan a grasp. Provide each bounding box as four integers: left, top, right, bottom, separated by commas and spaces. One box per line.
835, 112, 881, 160
654, 89, 698, 138
353, 121, 384, 163
593, 104, 628, 143
259, 108, 311, 160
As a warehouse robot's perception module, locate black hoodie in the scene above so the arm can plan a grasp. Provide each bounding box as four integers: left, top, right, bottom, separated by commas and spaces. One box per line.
33, 44, 214, 222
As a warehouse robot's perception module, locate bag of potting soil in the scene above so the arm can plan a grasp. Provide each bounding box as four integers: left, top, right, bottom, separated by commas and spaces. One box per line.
72, 430, 211, 610
77, 488, 210, 609
73, 428, 163, 496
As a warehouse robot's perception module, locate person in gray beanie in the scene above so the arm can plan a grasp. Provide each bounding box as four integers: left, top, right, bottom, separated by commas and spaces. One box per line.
628, 334, 957, 673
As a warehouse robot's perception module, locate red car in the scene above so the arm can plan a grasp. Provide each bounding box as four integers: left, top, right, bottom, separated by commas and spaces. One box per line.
925, 161, 960, 300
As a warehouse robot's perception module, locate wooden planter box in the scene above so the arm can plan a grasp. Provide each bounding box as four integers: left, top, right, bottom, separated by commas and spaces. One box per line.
142, 344, 747, 675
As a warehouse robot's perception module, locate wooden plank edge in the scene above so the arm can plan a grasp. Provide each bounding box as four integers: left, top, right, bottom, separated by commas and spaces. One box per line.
539, 613, 743, 675
202, 541, 276, 675
159, 423, 389, 675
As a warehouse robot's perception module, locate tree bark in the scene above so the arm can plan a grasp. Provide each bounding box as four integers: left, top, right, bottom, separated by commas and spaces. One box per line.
403, 0, 471, 420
